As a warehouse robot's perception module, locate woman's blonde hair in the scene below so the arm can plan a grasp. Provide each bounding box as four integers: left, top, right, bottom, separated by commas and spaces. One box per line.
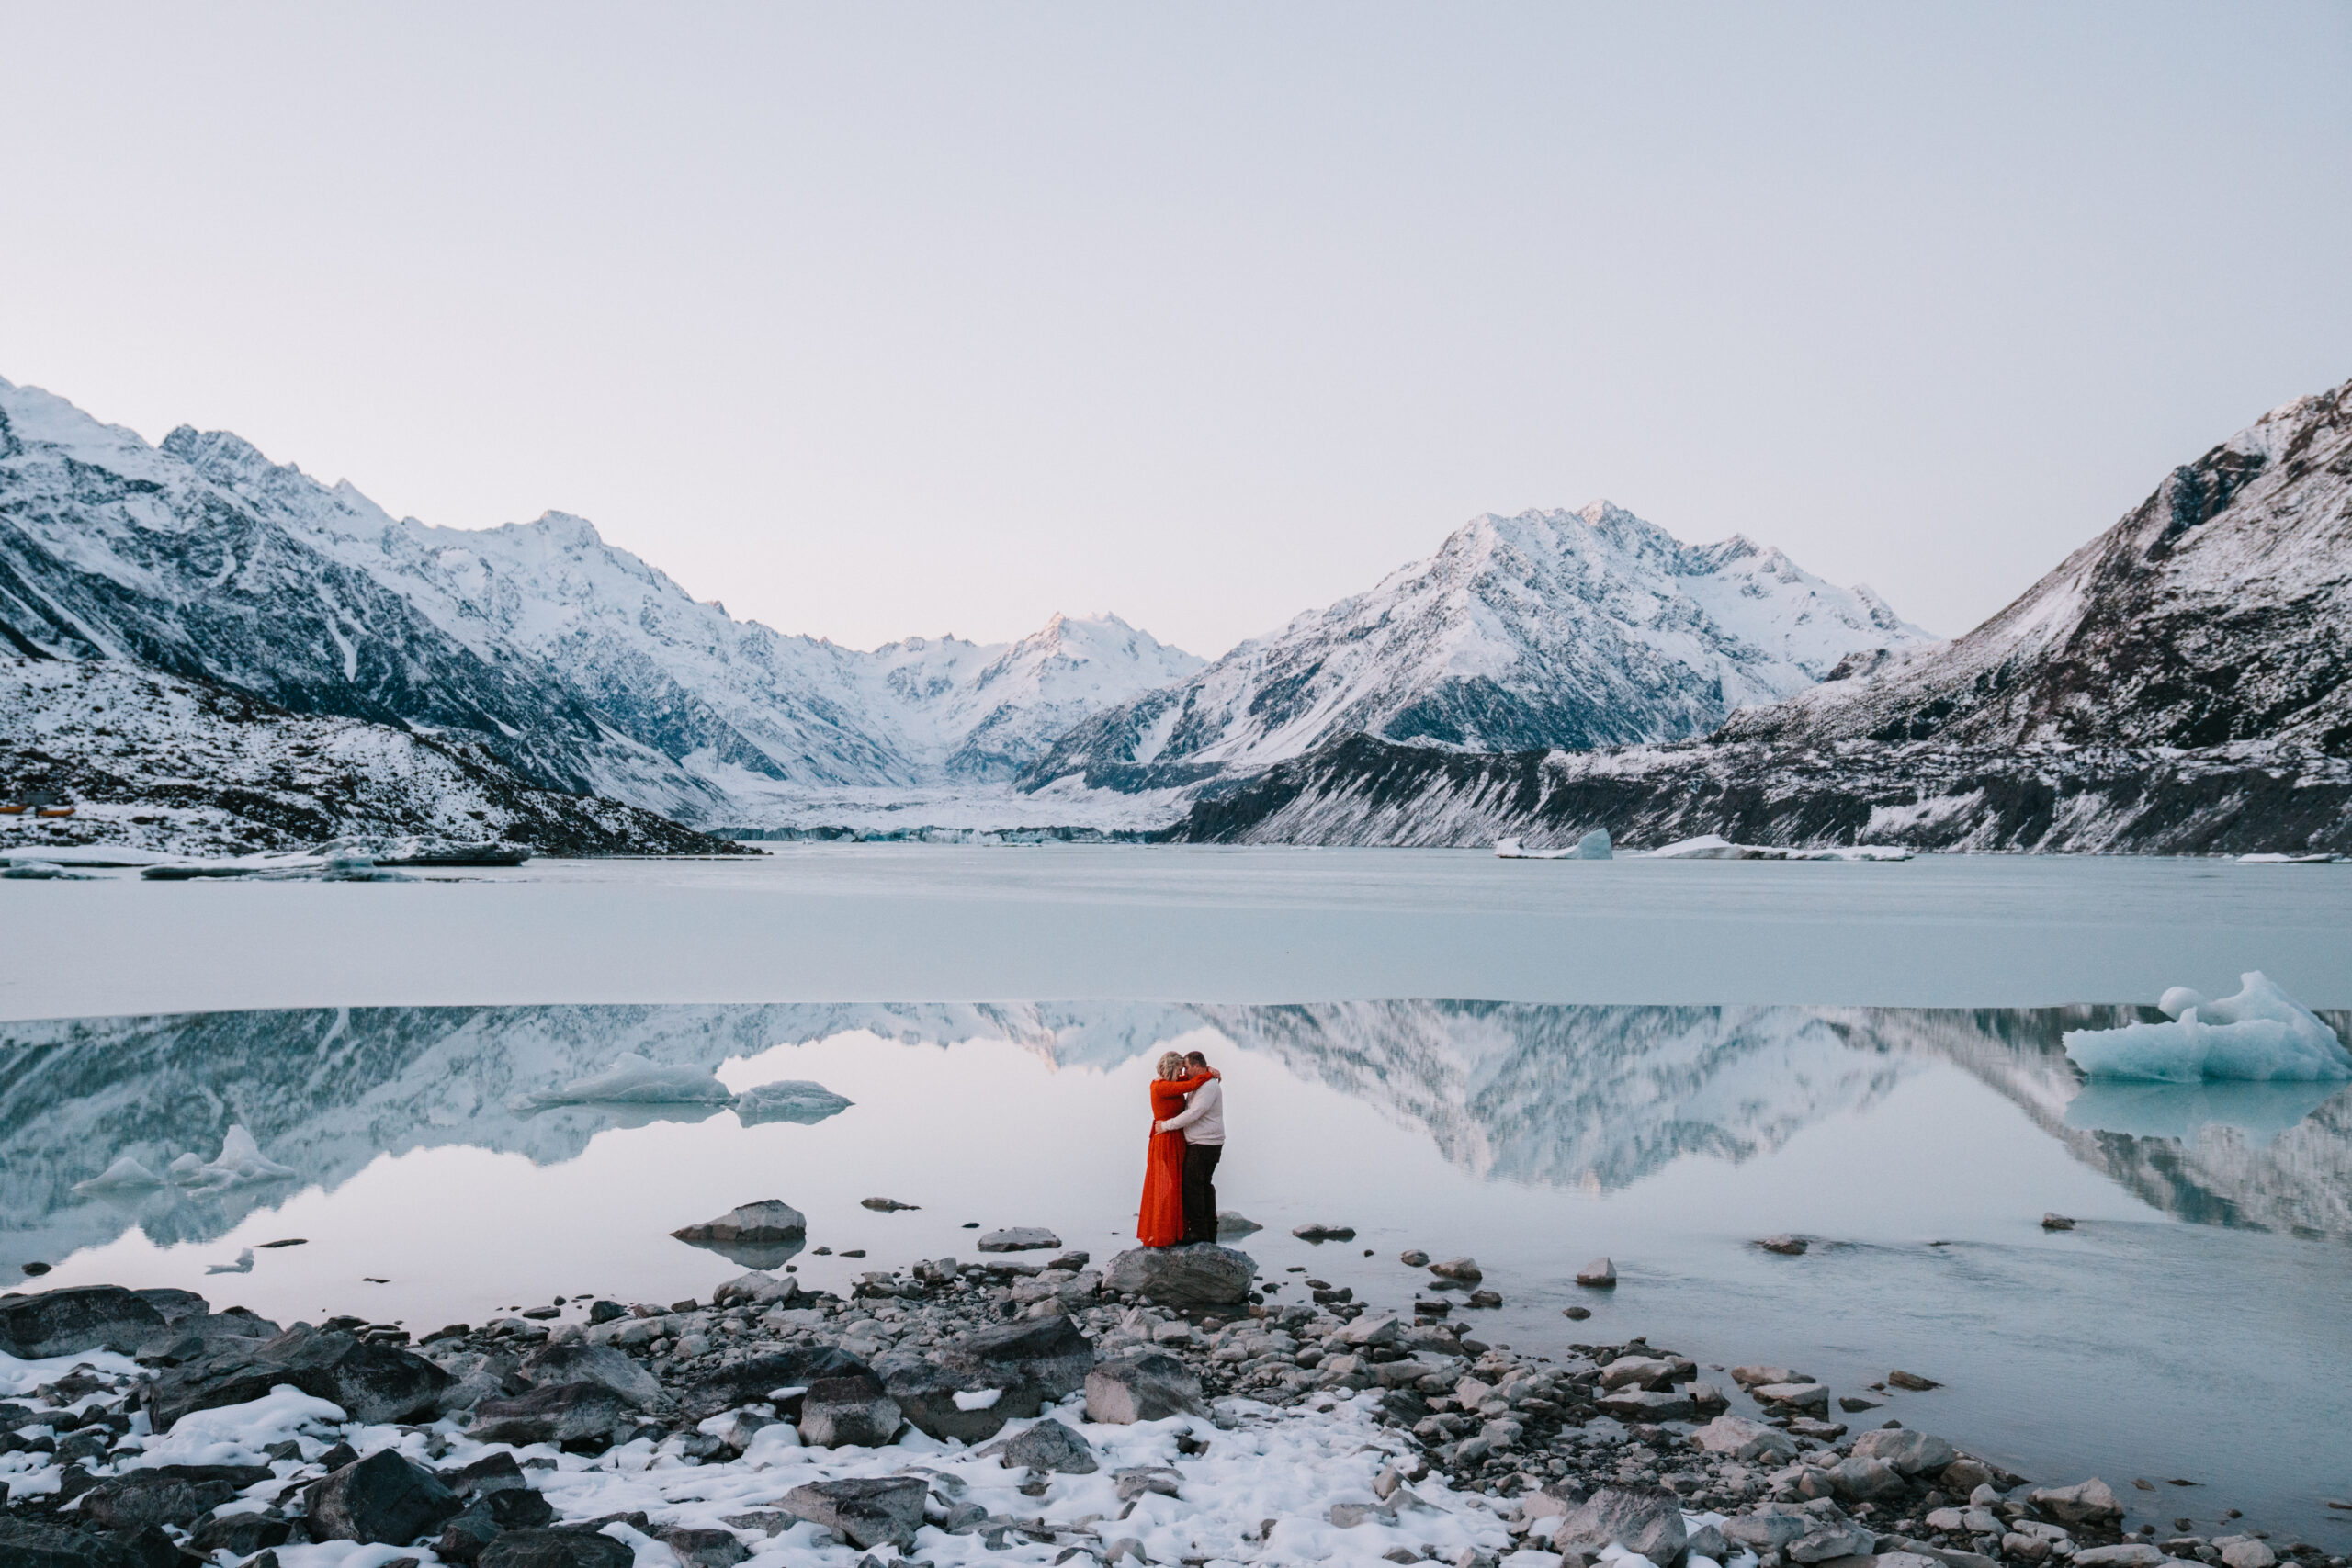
1155, 1051, 1187, 1079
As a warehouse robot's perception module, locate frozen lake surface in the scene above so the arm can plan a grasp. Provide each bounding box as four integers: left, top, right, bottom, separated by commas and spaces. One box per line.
2, 846, 2350, 1019
3, 851, 2350, 1540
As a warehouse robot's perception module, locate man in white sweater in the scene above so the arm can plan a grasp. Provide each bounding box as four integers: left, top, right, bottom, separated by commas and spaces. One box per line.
1155, 1048, 1225, 1245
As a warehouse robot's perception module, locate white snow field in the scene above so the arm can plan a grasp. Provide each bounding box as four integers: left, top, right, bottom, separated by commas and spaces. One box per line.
2, 847, 2349, 1023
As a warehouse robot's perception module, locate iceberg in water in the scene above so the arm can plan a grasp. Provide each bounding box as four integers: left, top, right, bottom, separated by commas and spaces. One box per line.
158, 1127, 299, 1193
2064, 972, 2352, 1083
734, 1078, 854, 1126
527, 1052, 737, 1107
73, 1156, 166, 1194
1495, 829, 1612, 861
1644, 834, 1912, 862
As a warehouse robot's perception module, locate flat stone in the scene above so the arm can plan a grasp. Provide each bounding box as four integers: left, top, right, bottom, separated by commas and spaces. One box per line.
1850, 1427, 1959, 1475
1596, 1387, 1695, 1422
1292, 1224, 1356, 1242
1399, 1249, 1430, 1267
1730, 1365, 1802, 1388
1887, 1369, 1943, 1391
0, 1518, 141, 1568
1101, 1245, 1255, 1306
2030, 1480, 2124, 1526
1759, 1235, 1809, 1255
1338, 1314, 1402, 1348
1753, 1381, 1832, 1413
1085, 1351, 1209, 1424
1428, 1257, 1483, 1283
477, 1528, 635, 1568
2042, 1213, 2076, 1231
976, 1228, 1063, 1252
1215, 1212, 1262, 1237
797, 1374, 902, 1449
1329, 1503, 1397, 1529
779, 1477, 927, 1551
670, 1201, 806, 1245
1690, 1416, 1797, 1463
2074, 1549, 2167, 1568
1721, 1506, 1817, 1551
305, 1450, 463, 1546
436, 1487, 556, 1563
1788, 1519, 1879, 1562
879, 1356, 1028, 1444
0, 1285, 169, 1359
1575, 1258, 1617, 1288
187, 1514, 293, 1559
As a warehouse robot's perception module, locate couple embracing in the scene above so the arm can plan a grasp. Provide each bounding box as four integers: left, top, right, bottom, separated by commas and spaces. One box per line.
1136, 1049, 1223, 1247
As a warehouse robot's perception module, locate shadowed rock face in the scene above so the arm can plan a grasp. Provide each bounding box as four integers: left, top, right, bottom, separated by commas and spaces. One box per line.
5, 998, 2348, 1283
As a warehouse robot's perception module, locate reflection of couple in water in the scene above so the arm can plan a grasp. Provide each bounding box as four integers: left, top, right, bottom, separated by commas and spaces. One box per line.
1137, 1049, 1223, 1247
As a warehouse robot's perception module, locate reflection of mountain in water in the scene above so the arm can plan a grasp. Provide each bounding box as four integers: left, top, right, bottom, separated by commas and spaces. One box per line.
5, 999, 2347, 1273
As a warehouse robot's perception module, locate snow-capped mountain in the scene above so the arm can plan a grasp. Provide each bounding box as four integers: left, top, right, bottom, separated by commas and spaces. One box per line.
1723, 375, 2352, 753
0, 377, 1198, 827
1023, 502, 1928, 793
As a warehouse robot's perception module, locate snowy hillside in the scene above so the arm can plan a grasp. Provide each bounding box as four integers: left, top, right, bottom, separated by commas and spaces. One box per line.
0, 377, 1198, 826
1723, 375, 2352, 753
0, 656, 733, 858
1023, 502, 1928, 793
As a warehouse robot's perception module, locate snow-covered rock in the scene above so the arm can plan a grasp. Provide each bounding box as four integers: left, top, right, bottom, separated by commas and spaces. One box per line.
1023, 502, 1928, 792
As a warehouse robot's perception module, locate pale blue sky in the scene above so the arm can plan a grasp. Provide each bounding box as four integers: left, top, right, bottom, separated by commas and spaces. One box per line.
3, 3, 2346, 655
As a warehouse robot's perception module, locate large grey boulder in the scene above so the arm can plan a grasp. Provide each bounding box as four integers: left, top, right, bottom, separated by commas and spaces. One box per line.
305, 1450, 463, 1545
435, 1487, 556, 1563
670, 1201, 806, 1244
877, 1356, 1027, 1444
680, 1346, 870, 1419
477, 1528, 634, 1568
1691, 1416, 1797, 1463
0, 1517, 141, 1568
2030, 1480, 2124, 1526
146, 1325, 452, 1429
1549, 1486, 1687, 1567
1596, 1387, 1695, 1422
1101, 1245, 1255, 1306
797, 1374, 901, 1449
984, 1418, 1099, 1474
187, 1514, 292, 1559
0, 1286, 168, 1359
1829, 1455, 1907, 1501
1719, 1506, 1817, 1553
1085, 1351, 1208, 1424
468, 1383, 632, 1449
779, 1477, 927, 1550
940, 1314, 1095, 1398
77, 1474, 237, 1531
518, 1343, 662, 1408
1851, 1427, 1960, 1475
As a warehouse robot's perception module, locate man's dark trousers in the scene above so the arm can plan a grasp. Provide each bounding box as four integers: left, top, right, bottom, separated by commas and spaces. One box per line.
1180, 1143, 1222, 1245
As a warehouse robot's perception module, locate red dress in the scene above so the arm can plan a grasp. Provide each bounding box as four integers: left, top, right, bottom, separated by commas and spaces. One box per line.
1137, 1071, 1216, 1247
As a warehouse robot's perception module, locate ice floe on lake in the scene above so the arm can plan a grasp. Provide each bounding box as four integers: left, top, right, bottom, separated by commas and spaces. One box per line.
1494, 830, 1611, 861
732, 1078, 854, 1125
2064, 972, 2352, 1082
166, 1124, 300, 1191
1643, 834, 1913, 862
521, 1052, 740, 1109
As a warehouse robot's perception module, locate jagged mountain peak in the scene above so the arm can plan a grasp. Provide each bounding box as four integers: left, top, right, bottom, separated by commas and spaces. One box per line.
1023, 500, 1928, 792
1724, 372, 2352, 753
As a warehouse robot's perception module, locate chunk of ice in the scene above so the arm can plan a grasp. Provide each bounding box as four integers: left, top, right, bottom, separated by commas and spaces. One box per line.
2064, 972, 2352, 1083
170, 1126, 297, 1192
72, 1155, 165, 1193
530, 1052, 736, 1106
733, 1078, 853, 1125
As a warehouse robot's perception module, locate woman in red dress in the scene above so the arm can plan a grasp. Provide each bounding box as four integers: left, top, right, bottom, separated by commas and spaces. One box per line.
1138, 1051, 1216, 1247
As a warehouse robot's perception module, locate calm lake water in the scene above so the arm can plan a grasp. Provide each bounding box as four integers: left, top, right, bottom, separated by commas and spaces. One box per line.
6, 991, 2350, 1540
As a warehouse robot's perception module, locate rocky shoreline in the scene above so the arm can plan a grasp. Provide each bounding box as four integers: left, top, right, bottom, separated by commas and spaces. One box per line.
2, 1232, 2341, 1568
